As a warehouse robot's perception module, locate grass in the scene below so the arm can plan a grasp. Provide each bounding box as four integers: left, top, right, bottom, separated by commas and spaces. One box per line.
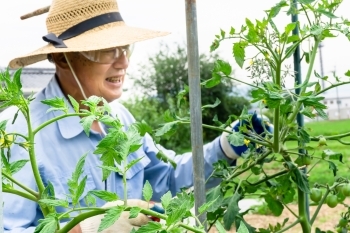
238, 119, 350, 188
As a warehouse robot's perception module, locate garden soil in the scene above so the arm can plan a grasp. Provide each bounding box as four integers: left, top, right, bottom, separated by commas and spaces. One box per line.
208, 200, 349, 233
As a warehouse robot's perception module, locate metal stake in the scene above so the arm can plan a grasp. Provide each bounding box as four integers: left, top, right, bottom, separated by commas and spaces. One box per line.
184, 0, 206, 227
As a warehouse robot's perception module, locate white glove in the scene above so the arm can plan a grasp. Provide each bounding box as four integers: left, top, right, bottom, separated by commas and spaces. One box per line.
80, 199, 152, 233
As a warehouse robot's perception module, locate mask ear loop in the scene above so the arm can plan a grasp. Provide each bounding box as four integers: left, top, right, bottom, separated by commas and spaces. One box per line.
64, 52, 107, 136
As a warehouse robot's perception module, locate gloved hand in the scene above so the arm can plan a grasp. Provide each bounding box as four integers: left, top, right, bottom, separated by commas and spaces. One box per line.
79, 199, 152, 233
220, 111, 273, 160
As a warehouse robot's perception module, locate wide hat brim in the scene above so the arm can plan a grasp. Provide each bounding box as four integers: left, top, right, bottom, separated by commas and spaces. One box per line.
9, 22, 169, 68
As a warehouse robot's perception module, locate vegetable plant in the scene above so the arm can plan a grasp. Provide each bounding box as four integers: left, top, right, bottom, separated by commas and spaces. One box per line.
2, 0, 350, 232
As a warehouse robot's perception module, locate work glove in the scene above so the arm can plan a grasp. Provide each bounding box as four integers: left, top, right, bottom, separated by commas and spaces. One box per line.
80, 199, 153, 233
220, 111, 273, 160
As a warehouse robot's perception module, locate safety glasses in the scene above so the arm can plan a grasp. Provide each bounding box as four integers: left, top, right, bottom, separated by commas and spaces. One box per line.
80, 44, 133, 64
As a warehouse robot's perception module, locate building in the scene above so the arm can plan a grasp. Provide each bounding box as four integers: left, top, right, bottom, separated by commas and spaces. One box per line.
322, 85, 350, 120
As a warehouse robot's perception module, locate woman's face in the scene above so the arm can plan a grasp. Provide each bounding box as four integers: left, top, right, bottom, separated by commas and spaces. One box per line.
64, 48, 129, 103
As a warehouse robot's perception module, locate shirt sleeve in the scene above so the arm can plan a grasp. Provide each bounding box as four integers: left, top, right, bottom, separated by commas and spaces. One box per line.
143, 133, 232, 201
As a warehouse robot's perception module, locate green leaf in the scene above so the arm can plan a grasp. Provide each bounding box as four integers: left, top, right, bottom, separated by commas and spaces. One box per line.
41, 97, 68, 114
297, 0, 316, 3
125, 157, 144, 172
213, 59, 232, 76
229, 27, 236, 35
227, 132, 245, 147
233, 42, 246, 68
155, 121, 178, 137
133, 121, 153, 136
73, 175, 87, 205
98, 206, 125, 232
129, 206, 142, 219
220, 29, 226, 39
34, 214, 58, 233
287, 35, 300, 43
237, 221, 249, 233
202, 98, 221, 110
206, 186, 224, 212
345, 70, 350, 77
89, 190, 119, 202
143, 180, 153, 202
166, 192, 194, 225
322, 149, 343, 162
68, 95, 80, 113
316, 8, 338, 18
134, 221, 163, 233
199, 196, 219, 214
160, 191, 172, 210
223, 193, 241, 230
285, 161, 310, 194
328, 161, 338, 176
10, 159, 29, 175
285, 22, 296, 35
204, 72, 222, 88
38, 199, 69, 208
264, 193, 284, 216
80, 115, 96, 136
84, 192, 97, 207
215, 221, 227, 233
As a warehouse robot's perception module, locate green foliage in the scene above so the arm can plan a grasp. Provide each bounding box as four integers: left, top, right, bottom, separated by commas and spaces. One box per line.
124, 43, 250, 152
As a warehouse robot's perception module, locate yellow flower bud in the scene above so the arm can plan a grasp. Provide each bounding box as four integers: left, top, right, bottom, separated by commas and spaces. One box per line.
244, 139, 250, 146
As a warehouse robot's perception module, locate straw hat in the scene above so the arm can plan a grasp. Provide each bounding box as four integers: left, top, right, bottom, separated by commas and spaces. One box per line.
9, 0, 170, 68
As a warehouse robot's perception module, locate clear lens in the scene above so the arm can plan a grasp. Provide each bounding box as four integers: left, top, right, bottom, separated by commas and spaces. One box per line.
80, 44, 133, 64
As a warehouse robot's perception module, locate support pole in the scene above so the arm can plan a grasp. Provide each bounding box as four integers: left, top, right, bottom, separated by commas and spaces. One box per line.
184, 0, 206, 227
292, 0, 310, 220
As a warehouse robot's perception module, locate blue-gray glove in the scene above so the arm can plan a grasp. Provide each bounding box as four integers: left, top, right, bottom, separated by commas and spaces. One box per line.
220, 112, 273, 160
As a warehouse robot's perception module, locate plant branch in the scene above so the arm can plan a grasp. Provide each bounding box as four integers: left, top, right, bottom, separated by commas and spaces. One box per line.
316, 81, 350, 96
310, 187, 331, 225
3, 187, 37, 202
225, 75, 259, 89
33, 113, 88, 135
276, 219, 300, 233
287, 39, 320, 124
297, 188, 311, 232
282, 202, 298, 219
2, 172, 38, 197
250, 170, 288, 186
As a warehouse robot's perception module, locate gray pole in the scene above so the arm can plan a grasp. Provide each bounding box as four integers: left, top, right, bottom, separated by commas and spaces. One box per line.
184, 0, 206, 227
318, 43, 325, 90
292, 0, 310, 220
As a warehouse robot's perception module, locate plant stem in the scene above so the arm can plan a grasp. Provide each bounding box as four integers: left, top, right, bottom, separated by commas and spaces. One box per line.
282, 202, 298, 218
316, 81, 350, 96
33, 113, 88, 135
273, 62, 282, 153
276, 219, 300, 233
250, 170, 288, 186
310, 188, 331, 225
57, 207, 103, 220
287, 39, 320, 124
2, 172, 38, 197
122, 164, 127, 206
297, 188, 311, 233
3, 188, 37, 202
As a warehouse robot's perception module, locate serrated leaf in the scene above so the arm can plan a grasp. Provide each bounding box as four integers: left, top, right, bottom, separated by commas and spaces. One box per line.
229, 27, 235, 35
41, 97, 68, 114
322, 149, 343, 162
9, 159, 29, 175
227, 132, 245, 147
98, 206, 124, 232
84, 192, 97, 207
143, 180, 153, 202
204, 72, 222, 88
223, 193, 241, 230
73, 175, 87, 205
89, 190, 119, 202
125, 157, 144, 172
134, 221, 162, 233
68, 95, 80, 113
213, 59, 232, 76
233, 42, 246, 68
129, 206, 142, 219
34, 214, 58, 233
297, 0, 315, 3
264, 194, 284, 216
345, 70, 350, 77
80, 115, 96, 136
155, 121, 178, 137
39, 199, 69, 208
160, 191, 172, 210
133, 121, 153, 136
199, 196, 218, 214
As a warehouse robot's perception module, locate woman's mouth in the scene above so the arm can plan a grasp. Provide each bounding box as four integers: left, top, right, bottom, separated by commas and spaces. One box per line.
106, 76, 122, 83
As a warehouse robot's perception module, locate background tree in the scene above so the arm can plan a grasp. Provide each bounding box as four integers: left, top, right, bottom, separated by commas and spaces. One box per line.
123, 43, 250, 152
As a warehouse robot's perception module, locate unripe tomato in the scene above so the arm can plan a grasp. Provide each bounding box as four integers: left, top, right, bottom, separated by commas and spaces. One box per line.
337, 192, 346, 203
326, 194, 338, 208
310, 188, 322, 203
341, 184, 350, 197
339, 218, 348, 228
318, 136, 327, 146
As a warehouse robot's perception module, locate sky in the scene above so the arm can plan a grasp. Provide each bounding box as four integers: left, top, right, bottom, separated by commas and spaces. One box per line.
1, 0, 350, 98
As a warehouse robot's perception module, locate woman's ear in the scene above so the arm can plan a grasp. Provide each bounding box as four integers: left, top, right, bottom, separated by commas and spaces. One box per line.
51, 53, 70, 70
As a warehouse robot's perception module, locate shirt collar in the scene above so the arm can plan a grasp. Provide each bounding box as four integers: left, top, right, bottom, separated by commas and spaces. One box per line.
44, 75, 84, 139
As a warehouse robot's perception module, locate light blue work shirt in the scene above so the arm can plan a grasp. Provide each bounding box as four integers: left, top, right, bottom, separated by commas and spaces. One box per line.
2, 76, 231, 232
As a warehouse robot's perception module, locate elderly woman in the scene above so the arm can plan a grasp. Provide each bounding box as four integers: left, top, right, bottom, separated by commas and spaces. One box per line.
2, 0, 272, 232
